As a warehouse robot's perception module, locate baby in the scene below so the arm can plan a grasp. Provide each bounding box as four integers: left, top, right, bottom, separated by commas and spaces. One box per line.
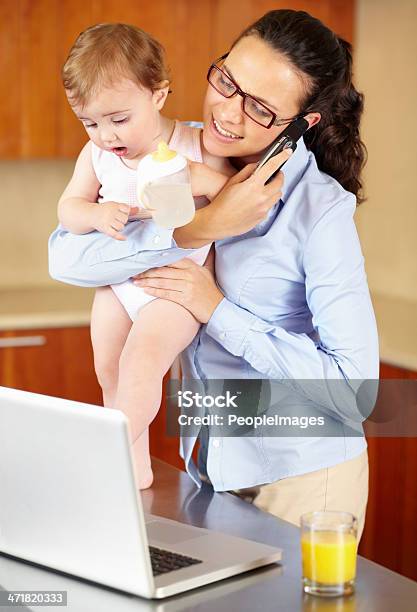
57, 23, 232, 488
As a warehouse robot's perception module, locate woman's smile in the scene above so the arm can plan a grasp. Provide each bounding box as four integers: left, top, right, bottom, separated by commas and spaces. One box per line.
211, 116, 243, 141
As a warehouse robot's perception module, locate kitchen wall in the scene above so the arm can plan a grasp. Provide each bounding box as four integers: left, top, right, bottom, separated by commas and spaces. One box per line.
0, 161, 73, 288
354, 0, 417, 303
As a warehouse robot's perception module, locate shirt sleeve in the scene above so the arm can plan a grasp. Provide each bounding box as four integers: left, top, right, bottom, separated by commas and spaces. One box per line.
48, 220, 198, 287
205, 200, 379, 424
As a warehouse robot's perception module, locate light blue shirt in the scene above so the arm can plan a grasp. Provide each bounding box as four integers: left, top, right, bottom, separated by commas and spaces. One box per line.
49, 136, 379, 491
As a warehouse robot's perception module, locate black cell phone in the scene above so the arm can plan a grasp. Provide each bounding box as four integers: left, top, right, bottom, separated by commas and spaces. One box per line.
256, 116, 309, 184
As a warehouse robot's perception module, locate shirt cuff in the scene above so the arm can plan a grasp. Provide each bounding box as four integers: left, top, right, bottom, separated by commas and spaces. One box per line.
205, 298, 257, 356
93, 222, 201, 265
129, 221, 174, 251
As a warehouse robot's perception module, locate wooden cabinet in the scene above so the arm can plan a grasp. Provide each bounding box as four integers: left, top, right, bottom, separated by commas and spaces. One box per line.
0, 0, 354, 158
359, 363, 417, 582
0, 327, 102, 404
0, 326, 181, 467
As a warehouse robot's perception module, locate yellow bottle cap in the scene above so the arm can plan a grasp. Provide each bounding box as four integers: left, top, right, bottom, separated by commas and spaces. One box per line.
151, 141, 177, 162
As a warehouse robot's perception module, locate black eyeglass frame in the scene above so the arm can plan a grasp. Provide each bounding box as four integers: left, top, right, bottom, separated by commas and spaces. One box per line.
207, 53, 305, 129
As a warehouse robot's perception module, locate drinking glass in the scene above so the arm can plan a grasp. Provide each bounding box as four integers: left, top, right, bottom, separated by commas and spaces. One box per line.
301, 511, 358, 597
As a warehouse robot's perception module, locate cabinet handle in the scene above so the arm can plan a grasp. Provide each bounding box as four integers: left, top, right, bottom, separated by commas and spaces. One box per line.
0, 335, 47, 348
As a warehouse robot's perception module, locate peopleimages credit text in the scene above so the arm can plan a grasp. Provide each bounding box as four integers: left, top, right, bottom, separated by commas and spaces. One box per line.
178, 413, 325, 429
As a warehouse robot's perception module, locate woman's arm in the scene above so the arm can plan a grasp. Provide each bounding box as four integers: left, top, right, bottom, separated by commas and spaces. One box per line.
48, 223, 198, 287
208, 202, 378, 379
49, 148, 291, 286
135, 199, 379, 424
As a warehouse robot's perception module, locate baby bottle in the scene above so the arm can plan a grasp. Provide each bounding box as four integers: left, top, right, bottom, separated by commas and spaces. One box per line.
137, 142, 195, 229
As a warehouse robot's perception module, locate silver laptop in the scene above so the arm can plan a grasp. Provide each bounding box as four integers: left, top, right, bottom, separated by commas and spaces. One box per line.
0, 386, 281, 599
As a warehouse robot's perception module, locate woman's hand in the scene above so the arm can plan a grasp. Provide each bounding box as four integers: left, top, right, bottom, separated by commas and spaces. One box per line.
133, 258, 224, 323
211, 148, 293, 235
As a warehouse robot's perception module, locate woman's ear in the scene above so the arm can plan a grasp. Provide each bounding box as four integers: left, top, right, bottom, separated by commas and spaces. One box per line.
304, 112, 321, 128
153, 80, 170, 110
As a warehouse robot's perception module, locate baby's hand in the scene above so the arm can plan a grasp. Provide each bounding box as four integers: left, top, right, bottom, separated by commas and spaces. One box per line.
189, 161, 229, 201
91, 202, 138, 241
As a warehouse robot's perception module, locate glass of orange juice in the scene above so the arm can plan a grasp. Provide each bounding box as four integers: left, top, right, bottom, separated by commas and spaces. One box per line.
301, 511, 358, 597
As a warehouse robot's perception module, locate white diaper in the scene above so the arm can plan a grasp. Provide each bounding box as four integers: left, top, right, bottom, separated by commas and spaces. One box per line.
111, 244, 211, 321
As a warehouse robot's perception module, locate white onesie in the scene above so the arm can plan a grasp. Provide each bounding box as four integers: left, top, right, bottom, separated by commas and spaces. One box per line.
91, 121, 210, 321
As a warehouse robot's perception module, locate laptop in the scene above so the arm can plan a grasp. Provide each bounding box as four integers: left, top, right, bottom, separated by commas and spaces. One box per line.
0, 386, 282, 599
0, 550, 283, 612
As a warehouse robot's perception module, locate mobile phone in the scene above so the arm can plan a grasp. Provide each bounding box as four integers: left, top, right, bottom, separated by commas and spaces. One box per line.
255, 116, 309, 184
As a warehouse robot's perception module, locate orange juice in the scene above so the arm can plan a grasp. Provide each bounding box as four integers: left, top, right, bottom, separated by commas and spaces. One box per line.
301, 530, 357, 584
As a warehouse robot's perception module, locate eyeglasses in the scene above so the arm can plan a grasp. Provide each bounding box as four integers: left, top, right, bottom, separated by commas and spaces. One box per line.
207, 53, 304, 129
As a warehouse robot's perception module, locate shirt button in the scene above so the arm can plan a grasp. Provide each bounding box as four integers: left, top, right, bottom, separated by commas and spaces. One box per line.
220, 332, 226, 339
153, 235, 160, 245
212, 439, 220, 448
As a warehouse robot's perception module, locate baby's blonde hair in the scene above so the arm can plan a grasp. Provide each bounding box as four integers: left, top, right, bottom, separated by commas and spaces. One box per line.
62, 23, 170, 107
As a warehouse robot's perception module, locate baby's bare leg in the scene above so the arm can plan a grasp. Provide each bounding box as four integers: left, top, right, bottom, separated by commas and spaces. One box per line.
90, 287, 132, 407
115, 299, 200, 489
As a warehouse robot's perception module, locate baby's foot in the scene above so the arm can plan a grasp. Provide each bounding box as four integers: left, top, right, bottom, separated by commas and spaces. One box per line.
137, 468, 154, 490
131, 429, 153, 489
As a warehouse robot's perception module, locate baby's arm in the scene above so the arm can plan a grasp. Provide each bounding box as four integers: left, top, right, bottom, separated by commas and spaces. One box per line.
189, 162, 229, 201
189, 141, 236, 202
58, 141, 136, 241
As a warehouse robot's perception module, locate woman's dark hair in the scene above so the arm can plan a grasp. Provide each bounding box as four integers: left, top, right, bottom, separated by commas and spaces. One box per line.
234, 10, 367, 203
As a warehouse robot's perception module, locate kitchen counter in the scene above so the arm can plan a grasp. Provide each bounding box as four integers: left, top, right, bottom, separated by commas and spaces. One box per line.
0, 458, 416, 611
0, 285, 416, 372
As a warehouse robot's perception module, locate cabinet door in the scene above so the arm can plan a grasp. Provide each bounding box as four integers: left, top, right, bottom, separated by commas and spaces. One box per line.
359, 364, 417, 582
0, 0, 354, 158
0, 327, 102, 404
0, 326, 182, 467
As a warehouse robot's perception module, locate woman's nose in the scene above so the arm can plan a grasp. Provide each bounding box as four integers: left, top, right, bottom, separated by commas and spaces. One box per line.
217, 95, 243, 125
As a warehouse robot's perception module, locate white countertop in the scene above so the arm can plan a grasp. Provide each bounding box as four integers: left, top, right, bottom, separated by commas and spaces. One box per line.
0, 286, 416, 372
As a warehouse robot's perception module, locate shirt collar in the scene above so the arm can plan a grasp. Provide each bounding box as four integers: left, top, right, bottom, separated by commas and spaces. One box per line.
280, 137, 310, 203
252, 137, 310, 232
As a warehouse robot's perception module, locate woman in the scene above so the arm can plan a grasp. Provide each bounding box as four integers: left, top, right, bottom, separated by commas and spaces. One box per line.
49, 10, 378, 540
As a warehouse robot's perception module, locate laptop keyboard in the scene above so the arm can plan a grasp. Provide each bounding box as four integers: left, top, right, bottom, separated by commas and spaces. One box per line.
149, 546, 203, 576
